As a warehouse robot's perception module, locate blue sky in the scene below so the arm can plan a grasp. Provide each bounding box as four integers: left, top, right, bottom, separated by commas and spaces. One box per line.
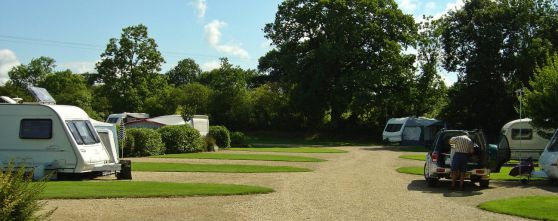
0, 0, 463, 85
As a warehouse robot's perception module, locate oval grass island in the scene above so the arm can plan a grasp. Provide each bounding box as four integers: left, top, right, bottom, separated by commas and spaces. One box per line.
41, 181, 273, 199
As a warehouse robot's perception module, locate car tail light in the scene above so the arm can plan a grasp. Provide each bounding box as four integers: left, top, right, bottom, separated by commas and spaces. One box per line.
431, 152, 438, 162
436, 168, 446, 173
474, 169, 485, 175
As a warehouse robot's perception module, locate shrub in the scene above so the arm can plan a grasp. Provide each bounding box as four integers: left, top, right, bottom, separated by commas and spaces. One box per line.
158, 125, 205, 153
123, 128, 165, 157
230, 131, 249, 147
0, 163, 55, 220
208, 126, 231, 148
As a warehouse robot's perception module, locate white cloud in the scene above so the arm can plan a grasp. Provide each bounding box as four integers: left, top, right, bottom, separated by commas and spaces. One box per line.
399, 0, 418, 13
201, 60, 221, 71
425, 2, 436, 10
434, 0, 464, 19
0, 49, 20, 85
195, 0, 207, 19
58, 61, 97, 73
204, 20, 250, 59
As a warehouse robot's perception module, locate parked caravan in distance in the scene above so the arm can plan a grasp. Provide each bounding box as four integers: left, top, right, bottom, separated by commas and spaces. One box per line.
126, 114, 210, 136
499, 118, 551, 160
0, 87, 126, 180
382, 117, 445, 146
106, 112, 149, 125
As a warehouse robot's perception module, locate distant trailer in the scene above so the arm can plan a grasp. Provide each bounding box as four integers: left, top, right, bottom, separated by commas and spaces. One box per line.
126, 114, 209, 136
382, 117, 445, 146
499, 118, 552, 160
0, 104, 122, 179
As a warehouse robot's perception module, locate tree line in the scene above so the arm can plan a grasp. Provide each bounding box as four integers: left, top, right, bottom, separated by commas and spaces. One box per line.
1, 0, 557, 141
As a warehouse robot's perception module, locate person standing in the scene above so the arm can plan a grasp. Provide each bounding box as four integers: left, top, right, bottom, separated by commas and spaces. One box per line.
448, 134, 474, 190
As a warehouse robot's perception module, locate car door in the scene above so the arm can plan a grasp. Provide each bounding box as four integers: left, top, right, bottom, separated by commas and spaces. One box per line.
489, 133, 511, 173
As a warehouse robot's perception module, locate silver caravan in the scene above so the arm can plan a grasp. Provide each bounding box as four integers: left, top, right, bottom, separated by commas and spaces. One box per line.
538, 129, 558, 179
500, 118, 551, 160
0, 103, 122, 179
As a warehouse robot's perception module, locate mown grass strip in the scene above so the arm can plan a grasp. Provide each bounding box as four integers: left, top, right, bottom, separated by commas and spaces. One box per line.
133, 162, 312, 173
479, 196, 558, 221
41, 181, 273, 199
399, 154, 425, 161
230, 147, 347, 153
396, 166, 544, 181
154, 153, 325, 162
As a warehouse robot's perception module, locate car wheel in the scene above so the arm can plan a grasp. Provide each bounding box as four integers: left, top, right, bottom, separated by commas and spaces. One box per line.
480, 179, 489, 188
424, 163, 438, 187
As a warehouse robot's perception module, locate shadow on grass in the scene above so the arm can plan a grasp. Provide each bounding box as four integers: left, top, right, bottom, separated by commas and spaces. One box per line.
407, 180, 484, 197
361, 146, 428, 152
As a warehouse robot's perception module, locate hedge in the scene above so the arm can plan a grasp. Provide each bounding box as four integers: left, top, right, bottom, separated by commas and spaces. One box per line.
230, 131, 249, 147
208, 126, 231, 148
158, 125, 205, 153
123, 128, 165, 157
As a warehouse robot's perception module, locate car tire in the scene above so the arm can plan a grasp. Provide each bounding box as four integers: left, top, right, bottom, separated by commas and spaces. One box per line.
424, 163, 438, 187
480, 179, 489, 188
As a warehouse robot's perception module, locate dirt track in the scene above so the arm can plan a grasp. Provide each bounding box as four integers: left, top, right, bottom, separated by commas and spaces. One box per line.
46, 146, 558, 220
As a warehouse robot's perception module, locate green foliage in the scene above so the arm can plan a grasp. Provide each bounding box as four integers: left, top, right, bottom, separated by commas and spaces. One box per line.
230, 131, 249, 147
398, 154, 425, 161
158, 125, 204, 153
8, 56, 55, 89
208, 125, 231, 148
478, 196, 558, 221
207, 126, 231, 148
141, 81, 179, 117
166, 58, 201, 86
250, 83, 289, 129
123, 128, 165, 157
155, 153, 325, 162
175, 83, 212, 119
96, 24, 166, 112
438, 0, 558, 138
230, 147, 347, 153
524, 54, 558, 130
261, 0, 418, 129
0, 163, 54, 221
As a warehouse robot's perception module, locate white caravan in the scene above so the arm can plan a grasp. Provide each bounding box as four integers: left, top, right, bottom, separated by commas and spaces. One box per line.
106, 112, 149, 125
188, 115, 209, 136
538, 129, 558, 179
500, 118, 551, 160
0, 104, 121, 179
382, 117, 445, 146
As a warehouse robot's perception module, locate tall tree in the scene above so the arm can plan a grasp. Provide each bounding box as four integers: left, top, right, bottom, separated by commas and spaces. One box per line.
523, 53, 558, 131
166, 58, 201, 86
438, 0, 558, 139
8, 56, 55, 89
96, 24, 166, 112
260, 0, 417, 129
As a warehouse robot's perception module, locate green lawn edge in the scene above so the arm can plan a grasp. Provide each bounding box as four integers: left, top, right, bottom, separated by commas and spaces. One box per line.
396, 166, 543, 181
133, 162, 312, 173
230, 147, 347, 153
153, 153, 325, 162
41, 181, 274, 199
478, 196, 558, 221
399, 154, 425, 161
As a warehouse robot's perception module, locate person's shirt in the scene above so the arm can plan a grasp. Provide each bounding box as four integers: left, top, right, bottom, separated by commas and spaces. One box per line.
449, 135, 474, 154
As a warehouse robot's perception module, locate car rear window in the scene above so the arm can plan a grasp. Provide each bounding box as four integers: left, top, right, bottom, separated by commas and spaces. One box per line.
385, 124, 403, 132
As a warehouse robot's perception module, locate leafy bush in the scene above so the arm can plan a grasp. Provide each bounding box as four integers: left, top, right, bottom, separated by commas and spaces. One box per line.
0, 163, 55, 220
230, 131, 249, 147
123, 128, 165, 157
208, 126, 231, 149
158, 125, 205, 153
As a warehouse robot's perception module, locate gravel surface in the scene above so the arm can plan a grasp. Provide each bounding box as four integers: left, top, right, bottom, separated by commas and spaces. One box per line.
45, 146, 557, 220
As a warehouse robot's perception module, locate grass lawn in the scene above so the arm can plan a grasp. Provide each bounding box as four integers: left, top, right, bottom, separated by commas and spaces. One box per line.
479, 196, 558, 221
245, 132, 375, 146
396, 166, 544, 181
133, 162, 311, 173
230, 147, 347, 153
399, 154, 425, 161
154, 153, 325, 162
41, 181, 273, 199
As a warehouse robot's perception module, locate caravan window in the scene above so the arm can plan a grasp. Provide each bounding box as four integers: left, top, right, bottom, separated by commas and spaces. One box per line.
385, 124, 403, 132
66, 120, 100, 145
107, 117, 119, 123
511, 128, 532, 140
20, 119, 52, 139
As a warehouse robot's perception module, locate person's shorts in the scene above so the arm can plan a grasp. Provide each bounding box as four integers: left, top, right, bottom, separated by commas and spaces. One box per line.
451, 153, 468, 172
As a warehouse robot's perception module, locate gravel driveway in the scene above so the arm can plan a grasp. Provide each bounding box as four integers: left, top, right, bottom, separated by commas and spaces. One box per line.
46, 146, 557, 220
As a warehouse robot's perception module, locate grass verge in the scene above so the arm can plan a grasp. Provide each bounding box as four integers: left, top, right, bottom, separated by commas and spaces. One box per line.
133, 162, 311, 173
396, 166, 544, 181
399, 154, 425, 161
41, 181, 273, 199
230, 147, 347, 153
479, 196, 558, 221
154, 153, 325, 162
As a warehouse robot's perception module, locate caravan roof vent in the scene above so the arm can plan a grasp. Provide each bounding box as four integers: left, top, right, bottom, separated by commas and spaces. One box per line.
27, 87, 56, 105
